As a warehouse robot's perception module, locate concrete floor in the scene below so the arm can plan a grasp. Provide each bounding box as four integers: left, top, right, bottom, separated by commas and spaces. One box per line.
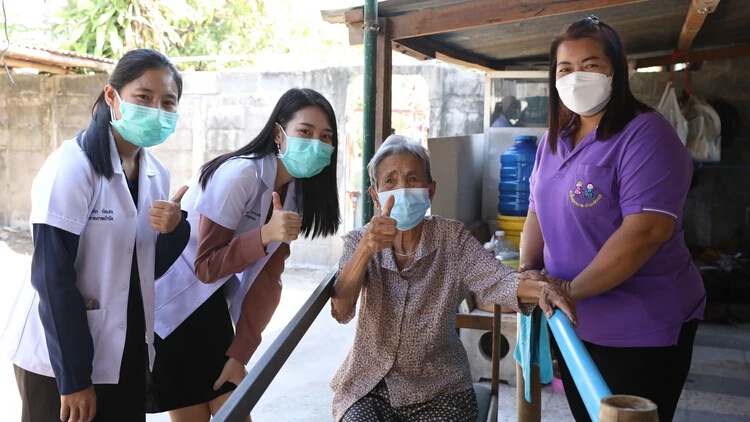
1, 235, 749, 421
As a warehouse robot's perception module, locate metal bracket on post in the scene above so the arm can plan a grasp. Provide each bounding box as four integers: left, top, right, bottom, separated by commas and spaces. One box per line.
362, 21, 381, 32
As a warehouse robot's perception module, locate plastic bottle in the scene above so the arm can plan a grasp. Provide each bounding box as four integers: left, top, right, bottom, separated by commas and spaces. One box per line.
498, 135, 538, 216
493, 230, 519, 261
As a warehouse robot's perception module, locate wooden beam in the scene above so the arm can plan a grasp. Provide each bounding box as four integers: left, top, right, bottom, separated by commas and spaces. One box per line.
345, 7, 365, 23
387, 0, 646, 41
320, 7, 352, 24
346, 22, 365, 46
392, 41, 433, 62
677, 0, 721, 51
435, 52, 499, 72
4, 58, 73, 74
375, 18, 393, 151
398, 38, 501, 72
634, 44, 750, 68
456, 313, 494, 331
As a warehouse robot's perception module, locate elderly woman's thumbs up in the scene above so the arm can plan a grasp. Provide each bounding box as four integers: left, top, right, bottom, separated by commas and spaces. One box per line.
363, 194, 398, 255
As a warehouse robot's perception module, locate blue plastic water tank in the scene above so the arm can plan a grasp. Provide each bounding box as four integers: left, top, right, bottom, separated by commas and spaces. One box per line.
498, 135, 538, 216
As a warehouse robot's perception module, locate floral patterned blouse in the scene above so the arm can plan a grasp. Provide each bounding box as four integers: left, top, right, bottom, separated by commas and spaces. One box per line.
330, 216, 535, 421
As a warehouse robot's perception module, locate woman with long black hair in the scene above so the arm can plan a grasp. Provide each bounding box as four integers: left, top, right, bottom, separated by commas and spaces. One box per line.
147, 88, 341, 421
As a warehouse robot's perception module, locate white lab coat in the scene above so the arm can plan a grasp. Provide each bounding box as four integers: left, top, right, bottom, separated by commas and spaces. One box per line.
4, 133, 170, 384
154, 153, 295, 338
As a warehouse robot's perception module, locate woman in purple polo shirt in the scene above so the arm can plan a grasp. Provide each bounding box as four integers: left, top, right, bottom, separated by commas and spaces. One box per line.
519, 16, 706, 421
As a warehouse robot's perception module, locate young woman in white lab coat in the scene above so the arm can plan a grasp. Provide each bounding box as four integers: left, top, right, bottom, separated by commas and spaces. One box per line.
5, 49, 190, 422
146, 88, 341, 421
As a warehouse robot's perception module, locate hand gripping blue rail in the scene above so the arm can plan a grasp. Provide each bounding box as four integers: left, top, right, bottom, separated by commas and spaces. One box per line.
547, 309, 612, 422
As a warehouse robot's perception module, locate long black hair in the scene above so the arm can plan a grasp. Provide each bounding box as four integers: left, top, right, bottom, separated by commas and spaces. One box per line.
547, 16, 652, 153
199, 88, 341, 239
77, 49, 183, 178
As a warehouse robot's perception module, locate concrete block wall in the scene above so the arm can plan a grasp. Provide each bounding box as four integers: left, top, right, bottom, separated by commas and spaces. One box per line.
0, 74, 110, 227
0, 63, 484, 267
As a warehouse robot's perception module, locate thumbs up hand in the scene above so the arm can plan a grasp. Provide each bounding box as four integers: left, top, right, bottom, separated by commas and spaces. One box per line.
362, 194, 398, 255
149, 185, 188, 234
260, 191, 302, 246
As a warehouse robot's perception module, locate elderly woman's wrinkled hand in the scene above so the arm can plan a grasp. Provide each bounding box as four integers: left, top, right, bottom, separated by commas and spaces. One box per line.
539, 281, 577, 326
363, 194, 398, 255
517, 270, 577, 325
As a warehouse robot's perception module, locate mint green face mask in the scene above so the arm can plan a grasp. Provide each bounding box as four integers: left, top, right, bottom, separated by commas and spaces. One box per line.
277, 124, 335, 178
110, 91, 179, 148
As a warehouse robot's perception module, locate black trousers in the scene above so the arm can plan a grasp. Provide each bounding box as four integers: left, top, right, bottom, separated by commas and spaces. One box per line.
14, 255, 147, 422
14, 363, 146, 422
551, 319, 699, 422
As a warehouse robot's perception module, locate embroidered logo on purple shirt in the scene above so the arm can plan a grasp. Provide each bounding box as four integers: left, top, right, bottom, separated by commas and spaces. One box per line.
569, 181, 602, 207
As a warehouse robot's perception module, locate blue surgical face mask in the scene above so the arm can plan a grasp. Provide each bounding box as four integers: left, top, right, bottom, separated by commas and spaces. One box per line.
110, 91, 179, 148
277, 124, 335, 179
378, 188, 431, 231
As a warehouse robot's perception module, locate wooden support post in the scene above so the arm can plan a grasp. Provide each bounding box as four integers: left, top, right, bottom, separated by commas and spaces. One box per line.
516, 364, 542, 422
516, 310, 542, 422
375, 18, 392, 152
599, 395, 658, 422
677, 0, 721, 51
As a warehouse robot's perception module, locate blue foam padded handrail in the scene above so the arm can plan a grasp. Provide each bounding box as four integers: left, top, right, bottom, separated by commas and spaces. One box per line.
547, 309, 612, 422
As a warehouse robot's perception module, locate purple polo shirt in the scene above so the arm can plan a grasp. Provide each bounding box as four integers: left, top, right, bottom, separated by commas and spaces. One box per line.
529, 112, 706, 347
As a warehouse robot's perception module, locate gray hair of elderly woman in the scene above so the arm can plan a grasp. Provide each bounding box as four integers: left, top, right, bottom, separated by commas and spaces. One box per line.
367, 135, 433, 190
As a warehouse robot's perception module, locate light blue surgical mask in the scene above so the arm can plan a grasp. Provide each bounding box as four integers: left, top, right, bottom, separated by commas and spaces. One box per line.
110, 91, 179, 148
278, 124, 335, 178
378, 188, 431, 231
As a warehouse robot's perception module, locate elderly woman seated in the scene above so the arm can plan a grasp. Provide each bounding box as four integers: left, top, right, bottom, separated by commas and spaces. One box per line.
330, 135, 575, 422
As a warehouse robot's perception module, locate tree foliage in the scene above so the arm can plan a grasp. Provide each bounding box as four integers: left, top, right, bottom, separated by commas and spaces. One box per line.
53, 0, 274, 70
167, 0, 274, 70
54, 0, 192, 58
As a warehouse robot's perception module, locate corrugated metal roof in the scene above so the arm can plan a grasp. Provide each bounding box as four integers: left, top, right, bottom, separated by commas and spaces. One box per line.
2, 43, 115, 73
14, 44, 116, 64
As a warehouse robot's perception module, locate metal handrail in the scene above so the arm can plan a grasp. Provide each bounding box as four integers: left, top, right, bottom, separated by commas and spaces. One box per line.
213, 268, 654, 422
213, 266, 338, 422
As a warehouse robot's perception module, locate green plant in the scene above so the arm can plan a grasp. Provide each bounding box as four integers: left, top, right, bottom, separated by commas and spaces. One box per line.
54, 0, 194, 58
50, 0, 354, 69
167, 0, 274, 70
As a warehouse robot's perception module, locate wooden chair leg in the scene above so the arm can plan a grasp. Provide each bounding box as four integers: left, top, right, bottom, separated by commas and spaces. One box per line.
491, 304, 501, 395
